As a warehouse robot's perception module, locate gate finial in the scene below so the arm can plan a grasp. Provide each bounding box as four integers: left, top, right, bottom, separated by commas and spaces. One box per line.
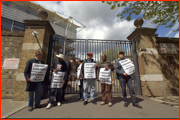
134, 18, 144, 28
37, 9, 48, 20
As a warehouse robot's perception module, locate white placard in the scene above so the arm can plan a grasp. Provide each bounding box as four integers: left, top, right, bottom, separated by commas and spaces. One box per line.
2, 58, 20, 69
99, 68, 112, 84
76, 80, 81, 85
30, 63, 48, 82
51, 72, 65, 88
84, 63, 96, 78
77, 64, 82, 79
119, 59, 135, 75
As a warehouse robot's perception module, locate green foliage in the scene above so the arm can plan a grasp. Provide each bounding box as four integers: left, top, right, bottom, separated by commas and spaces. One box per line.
103, 1, 179, 32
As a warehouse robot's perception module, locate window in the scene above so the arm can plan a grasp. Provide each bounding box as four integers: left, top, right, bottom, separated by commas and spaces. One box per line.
12, 21, 25, 31
1, 17, 13, 31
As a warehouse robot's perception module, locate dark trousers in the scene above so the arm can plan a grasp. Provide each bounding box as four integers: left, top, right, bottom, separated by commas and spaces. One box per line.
79, 79, 84, 99
119, 77, 136, 103
48, 88, 62, 104
61, 80, 68, 100
101, 83, 113, 102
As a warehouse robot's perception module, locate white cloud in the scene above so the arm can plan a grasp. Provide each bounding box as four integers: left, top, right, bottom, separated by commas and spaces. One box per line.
166, 22, 179, 37
174, 32, 179, 38
31, 1, 158, 40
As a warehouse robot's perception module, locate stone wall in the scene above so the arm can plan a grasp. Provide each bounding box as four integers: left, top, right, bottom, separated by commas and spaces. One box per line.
1, 29, 25, 99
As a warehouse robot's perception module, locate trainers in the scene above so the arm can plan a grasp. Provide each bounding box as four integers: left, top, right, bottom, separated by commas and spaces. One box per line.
57, 102, 61, 106
46, 103, 53, 109
100, 101, 106, 105
108, 102, 112, 107
83, 101, 88, 105
28, 106, 33, 112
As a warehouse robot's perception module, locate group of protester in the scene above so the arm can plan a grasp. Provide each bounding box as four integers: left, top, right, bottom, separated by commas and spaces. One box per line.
24, 51, 142, 112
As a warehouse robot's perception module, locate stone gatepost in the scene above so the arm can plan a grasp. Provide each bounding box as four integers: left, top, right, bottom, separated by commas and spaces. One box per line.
127, 18, 168, 97
14, 10, 55, 101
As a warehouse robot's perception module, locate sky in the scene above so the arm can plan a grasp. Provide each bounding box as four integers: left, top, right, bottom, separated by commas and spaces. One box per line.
31, 1, 179, 40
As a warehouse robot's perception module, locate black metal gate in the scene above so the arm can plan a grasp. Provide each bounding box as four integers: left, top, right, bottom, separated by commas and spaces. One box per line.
44, 35, 140, 97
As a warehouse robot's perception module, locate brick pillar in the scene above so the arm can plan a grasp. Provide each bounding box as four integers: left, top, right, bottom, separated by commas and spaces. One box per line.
127, 20, 168, 97
14, 20, 55, 101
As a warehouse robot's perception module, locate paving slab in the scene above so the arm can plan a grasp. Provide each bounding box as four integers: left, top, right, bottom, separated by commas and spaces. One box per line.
1, 99, 28, 118
5, 94, 179, 119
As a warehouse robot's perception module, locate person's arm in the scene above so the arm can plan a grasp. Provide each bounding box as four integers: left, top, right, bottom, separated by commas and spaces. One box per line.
50, 62, 55, 72
109, 63, 115, 71
63, 62, 68, 82
24, 60, 32, 81
115, 60, 124, 75
80, 62, 85, 79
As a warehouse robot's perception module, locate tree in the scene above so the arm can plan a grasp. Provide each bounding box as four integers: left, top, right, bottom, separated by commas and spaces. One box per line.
102, 1, 179, 32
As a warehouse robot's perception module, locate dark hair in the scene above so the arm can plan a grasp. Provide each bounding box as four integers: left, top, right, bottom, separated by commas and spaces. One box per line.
70, 57, 76, 61
35, 51, 42, 56
119, 51, 124, 55
79, 60, 84, 63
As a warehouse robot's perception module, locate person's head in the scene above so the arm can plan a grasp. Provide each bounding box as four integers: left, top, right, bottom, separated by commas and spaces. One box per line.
87, 53, 93, 60
102, 54, 107, 61
35, 51, 43, 61
70, 57, 76, 63
56, 54, 64, 62
78, 60, 84, 65
119, 51, 125, 59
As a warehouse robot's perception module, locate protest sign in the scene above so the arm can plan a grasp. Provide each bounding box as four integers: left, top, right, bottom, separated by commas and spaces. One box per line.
99, 68, 111, 84
51, 72, 65, 88
119, 59, 135, 75
30, 63, 48, 82
84, 63, 96, 78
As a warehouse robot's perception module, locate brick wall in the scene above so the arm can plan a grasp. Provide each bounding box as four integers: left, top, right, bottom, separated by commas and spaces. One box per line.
1, 29, 24, 99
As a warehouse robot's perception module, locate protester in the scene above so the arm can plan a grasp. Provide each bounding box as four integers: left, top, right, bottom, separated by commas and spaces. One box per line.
46, 54, 67, 109
76, 60, 84, 101
24, 51, 45, 112
97, 54, 114, 107
80, 52, 98, 105
61, 57, 76, 101
115, 51, 142, 108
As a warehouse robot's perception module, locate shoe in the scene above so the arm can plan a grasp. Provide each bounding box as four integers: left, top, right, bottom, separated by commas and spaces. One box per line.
35, 105, 42, 108
57, 102, 61, 106
108, 102, 112, 107
46, 103, 53, 109
124, 103, 128, 107
28, 106, 33, 112
133, 102, 142, 109
91, 100, 97, 105
100, 101, 106, 105
83, 101, 88, 105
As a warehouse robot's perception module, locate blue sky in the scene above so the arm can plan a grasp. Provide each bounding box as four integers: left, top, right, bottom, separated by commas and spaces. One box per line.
32, 1, 179, 39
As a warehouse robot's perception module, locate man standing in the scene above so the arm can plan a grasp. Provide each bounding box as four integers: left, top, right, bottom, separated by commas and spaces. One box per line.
61, 57, 75, 101
115, 51, 142, 108
24, 51, 44, 112
97, 54, 114, 107
80, 53, 98, 105
46, 54, 67, 109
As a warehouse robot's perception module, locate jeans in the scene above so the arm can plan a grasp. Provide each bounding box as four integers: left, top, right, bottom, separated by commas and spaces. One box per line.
79, 79, 84, 99
61, 80, 68, 100
83, 79, 95, 101
119, 77, 136, 103
28, 82, 42, 107
48, 88, 62, 104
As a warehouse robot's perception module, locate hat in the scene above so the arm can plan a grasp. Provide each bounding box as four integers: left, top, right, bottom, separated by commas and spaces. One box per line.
56, 54, 64, 59
119, 51, 125, 55
87, 52, 93, 56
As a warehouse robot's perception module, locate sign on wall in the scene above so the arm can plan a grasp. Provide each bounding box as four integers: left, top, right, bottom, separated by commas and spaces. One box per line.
160, 43, 177, 54
2, 58, 20, 69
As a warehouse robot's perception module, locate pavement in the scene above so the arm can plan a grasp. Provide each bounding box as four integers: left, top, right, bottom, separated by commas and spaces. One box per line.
1, 94, 179, 119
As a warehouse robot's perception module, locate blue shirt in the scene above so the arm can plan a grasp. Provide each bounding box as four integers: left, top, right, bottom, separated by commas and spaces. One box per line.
87, 59, 93, 63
